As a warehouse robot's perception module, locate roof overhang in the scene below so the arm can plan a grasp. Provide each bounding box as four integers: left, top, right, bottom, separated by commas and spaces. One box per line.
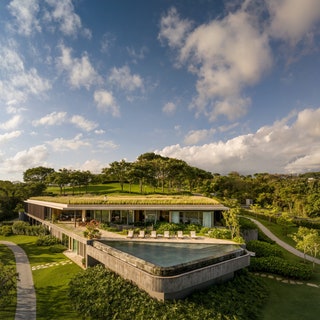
25, 199, 229, 211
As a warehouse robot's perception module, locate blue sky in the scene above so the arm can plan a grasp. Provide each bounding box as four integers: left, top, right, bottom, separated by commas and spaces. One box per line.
1, 0, 320, 181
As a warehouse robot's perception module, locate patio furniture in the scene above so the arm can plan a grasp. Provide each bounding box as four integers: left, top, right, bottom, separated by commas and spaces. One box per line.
190, 231, 198, 239
127, 230, 134, 238
150, 230, 157, 238
138, 230, 145, 238
164, 231, 170, 238
177, 231, 185, 239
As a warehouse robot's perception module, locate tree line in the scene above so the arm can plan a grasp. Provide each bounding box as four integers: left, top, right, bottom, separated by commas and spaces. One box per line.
22, 152, 213, 195
2, 153, 320, 220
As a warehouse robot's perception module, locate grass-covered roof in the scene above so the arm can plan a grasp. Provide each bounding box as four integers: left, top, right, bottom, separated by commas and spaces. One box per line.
30, 194, 221, 205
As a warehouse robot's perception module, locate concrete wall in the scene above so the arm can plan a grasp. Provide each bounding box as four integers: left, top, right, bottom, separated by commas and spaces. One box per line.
86, 244, 250, 300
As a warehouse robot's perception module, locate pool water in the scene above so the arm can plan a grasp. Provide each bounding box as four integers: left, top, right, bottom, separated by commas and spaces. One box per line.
99, 240, 242, 267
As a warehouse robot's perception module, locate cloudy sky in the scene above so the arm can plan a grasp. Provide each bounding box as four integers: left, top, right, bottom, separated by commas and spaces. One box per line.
1, 0, 320, 181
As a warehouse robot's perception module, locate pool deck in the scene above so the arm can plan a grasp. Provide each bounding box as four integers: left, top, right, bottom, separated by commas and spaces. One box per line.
57, 221, 237, 245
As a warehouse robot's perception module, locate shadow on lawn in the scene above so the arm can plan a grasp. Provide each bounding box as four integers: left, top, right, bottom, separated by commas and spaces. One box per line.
36, 285, 79, 320
19, 242, 67, 265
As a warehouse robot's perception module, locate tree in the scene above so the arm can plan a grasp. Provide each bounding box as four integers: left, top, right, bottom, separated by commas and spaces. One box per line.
291, 227, 313, 262
102, 160, 130, 191
276, 213, 293, 236
48, 169, 70, 195
23, 166, 55, 183
223, 202, 241, 240
292, 227, 320, 269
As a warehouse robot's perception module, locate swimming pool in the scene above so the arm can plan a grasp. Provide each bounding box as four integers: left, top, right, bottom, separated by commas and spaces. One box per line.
93, 240, 245, 276
87, 239, 250, 300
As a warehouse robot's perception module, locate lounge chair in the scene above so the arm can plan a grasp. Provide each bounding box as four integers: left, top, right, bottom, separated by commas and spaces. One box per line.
138, 230, 145, 238
190, 231, 198, 239
127, 230, 134, 238
163, 231, 170, 238
177, 230, 184, 239
150, 230, 157, 238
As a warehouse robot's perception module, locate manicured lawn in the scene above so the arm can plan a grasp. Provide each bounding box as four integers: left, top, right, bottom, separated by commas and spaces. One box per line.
33, 263, 82, 319
242, 215, 320, 319
261, 277, 320, 320
46, 182, 169, 195
0, 235, 82, 320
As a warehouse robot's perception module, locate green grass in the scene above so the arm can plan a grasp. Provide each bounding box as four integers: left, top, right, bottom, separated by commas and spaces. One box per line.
31, 193, 220, 205
33, 263, 81, 319
261, 277, 320, 320
0, 235, 82, 320
0, 244, 17, 320
46, 182, 177, 195
242, 214, 320, 319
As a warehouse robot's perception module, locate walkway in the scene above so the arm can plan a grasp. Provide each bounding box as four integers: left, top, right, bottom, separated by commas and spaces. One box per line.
0, 241, 36, 320
245, 217, 320, 265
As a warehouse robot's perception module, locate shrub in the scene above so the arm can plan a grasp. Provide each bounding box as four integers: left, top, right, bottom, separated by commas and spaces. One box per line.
209, 228, 232, 239
239, 217, 257, 230
12, 221, 30, 235
232, 236, 245, 244
49, 244, 67, 253
199, 227, 210, 235
0, 225, 13, 236
155, 222, 183, 234
294, 219, 320, 230
69, 265, 268, 320
11, 221, 48, 236
249, 256, 312, 280
36, 235, 61, 246
246, 240, 283, 258
184, 224, 202, 232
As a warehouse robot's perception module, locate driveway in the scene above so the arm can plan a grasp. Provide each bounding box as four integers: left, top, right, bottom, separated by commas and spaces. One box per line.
0, 241, 36, 320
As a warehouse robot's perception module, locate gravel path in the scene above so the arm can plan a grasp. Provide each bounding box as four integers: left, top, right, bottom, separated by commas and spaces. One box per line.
0, 241, 36, 320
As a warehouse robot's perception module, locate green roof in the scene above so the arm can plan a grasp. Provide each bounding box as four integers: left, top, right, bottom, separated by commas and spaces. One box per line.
30, 194, 221, 206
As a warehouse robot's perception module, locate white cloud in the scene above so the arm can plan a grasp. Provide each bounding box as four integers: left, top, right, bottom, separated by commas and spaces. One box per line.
267, 0, 320, 45
127, 46, 148, 63
6, 103, 27, 114
162, 102, 176, 115
79, 159, 104, 174
45, 0, 90, 37
159, 6, 272, 122
70, 115, 98, 132
0, 145, 49, 178
7, 0, 41, 36
0, 45, 51, 104
57, 44, 101, 90
158, 7, 193, 48
184, 128, 215, 145
47, 134, 90, 151
0, 115, 22, 130
156, 108, 320, 174
94, 90, 120, 117
32, 111, 67, 126
96, 140, 119, 150
0, 131, 22, 144
101, 32, 116, 53
11, 68, 51, 95
94, 129, 105, 135
109, 65, 144, 92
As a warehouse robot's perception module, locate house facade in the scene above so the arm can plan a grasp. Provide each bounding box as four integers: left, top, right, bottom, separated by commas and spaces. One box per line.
24, 198, 228, 227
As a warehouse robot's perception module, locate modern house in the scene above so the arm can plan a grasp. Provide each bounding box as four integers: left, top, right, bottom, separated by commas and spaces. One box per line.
25, 195, 228, 227
24, 195, 250, 300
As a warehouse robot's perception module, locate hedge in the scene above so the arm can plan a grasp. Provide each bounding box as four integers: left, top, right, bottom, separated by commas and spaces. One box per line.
246, 240, 283, 258
249, 256, 312, 280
